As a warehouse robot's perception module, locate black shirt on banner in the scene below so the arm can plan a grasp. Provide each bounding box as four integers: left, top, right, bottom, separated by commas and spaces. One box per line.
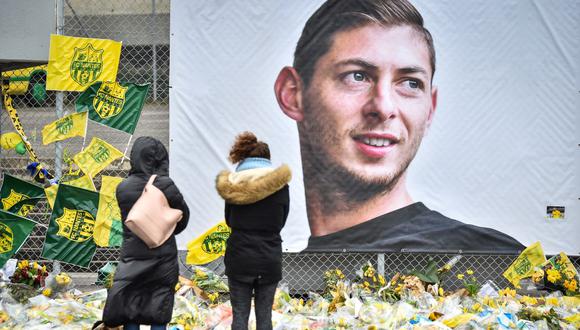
305, 203, 525, 253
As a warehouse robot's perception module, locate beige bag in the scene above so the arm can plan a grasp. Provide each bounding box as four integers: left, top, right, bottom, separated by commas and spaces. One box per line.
126, 174, 183, 248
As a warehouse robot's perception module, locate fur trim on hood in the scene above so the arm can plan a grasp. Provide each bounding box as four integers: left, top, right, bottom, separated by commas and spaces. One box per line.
216, 164, 291, 205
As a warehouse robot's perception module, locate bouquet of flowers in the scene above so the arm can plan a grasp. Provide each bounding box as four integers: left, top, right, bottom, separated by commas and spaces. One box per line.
8, 260, 49, 303
10, 260, 48, 288
532, 253, 579, 296
42, 272, 73, 298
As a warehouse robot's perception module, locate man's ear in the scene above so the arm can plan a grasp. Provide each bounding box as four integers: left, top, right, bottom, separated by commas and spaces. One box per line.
274, 66, 304, 122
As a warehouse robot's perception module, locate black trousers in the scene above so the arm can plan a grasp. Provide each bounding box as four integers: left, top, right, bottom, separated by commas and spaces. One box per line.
228, 278, 278, 330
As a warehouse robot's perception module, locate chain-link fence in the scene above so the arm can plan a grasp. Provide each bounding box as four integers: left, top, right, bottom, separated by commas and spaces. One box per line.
1, 0, 169, 273
1, 0, 578, 294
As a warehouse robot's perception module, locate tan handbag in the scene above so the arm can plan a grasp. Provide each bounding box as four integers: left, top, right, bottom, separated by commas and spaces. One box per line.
125, 174, 183, 248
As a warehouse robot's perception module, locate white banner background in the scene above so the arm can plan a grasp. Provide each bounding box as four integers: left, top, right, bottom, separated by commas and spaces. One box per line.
170, 0, 579, 254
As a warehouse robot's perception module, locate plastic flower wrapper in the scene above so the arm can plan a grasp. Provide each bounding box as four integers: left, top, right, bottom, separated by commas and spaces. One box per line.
357, 299, 394, 326
24, 295, 102, 328
272, 283, 291, 312
43, 271, 74, 298
203, 302, 232, 329
322, 268, 345, 300
327, 307, 358, 330
191, 266, 229, 293
75, 288, 108, 310
169, 295, 205, 330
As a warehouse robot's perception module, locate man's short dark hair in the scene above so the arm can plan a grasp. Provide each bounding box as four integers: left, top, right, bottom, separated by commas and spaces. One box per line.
294, 0, 436, 87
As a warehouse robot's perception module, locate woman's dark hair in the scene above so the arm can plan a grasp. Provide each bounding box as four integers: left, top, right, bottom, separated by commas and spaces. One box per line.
228, 131, 270, 164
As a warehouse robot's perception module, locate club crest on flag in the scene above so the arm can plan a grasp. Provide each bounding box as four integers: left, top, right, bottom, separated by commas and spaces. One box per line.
70, 43, 103, 86
201, 224, 230, 255
1, 189, 29, 211
93, 81, 127, 119
0, 223, 13, 253
56, 116, 74, 135
91, 144, 111, 163
56, 207, 96, 243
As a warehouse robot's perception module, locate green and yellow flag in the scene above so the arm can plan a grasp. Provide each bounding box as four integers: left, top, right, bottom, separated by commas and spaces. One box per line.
46, 34, 122, 91
186, 221, 231, 265
0, 210, 37, 268
76, 81, 150, 134
1, 174, 45, 217
44, 175, 96, 210
42, 111, 88, 145
503, 241, 546, 288
94, 176, 123, 247
73, 137, 124, 178
42, 184, 99, 267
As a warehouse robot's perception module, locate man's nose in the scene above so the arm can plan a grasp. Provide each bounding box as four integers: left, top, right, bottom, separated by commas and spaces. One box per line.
362, 83, 397, 123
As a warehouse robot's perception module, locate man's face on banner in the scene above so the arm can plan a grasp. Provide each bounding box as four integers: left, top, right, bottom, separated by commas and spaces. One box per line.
300, 24, 437, 188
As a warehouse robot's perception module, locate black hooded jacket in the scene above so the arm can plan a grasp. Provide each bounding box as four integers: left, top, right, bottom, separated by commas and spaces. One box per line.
103, 136, 189, 326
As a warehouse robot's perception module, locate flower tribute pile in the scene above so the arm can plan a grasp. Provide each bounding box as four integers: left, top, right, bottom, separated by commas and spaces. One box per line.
0, 252, 578, 329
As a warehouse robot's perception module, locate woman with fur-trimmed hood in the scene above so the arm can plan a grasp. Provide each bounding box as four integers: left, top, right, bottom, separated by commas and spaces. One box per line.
216, 132, 291, 330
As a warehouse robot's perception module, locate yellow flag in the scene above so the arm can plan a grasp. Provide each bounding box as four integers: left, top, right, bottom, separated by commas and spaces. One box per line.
503, 241, 546, 288
73, 137, 124, 178
186, 221, 231, 265
94, 176, 123, 247
44, 185, 58, 210
44, 175, 96, 210
65, 175, 96, 191
47, 34, 122, 91
42, 111, 88, 145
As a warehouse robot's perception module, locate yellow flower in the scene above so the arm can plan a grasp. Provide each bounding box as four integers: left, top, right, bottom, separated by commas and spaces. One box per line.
18, 260, 29, 269
364, 281, 370, 288
42, 288, 52, 297
531, 269, 544, 283
457, 274, 465, 280
499, 288, 516, 297
471, 303, 482, 312
438, 287, 444, 296
466, 269, 474, 275
545, 297, 559, 306
563, 279, 578, 292
368, 326, 378, 330
41, 265, 47, 273
372, 276, 377, 283
378, 275, 386, 286
520, 296, 538, 305
175, 283, 181, 291
546, 269, 561, 283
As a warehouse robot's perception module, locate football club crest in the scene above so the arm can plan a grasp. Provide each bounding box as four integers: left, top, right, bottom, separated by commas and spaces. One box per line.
1, 189, 29, 211
56, 116, 74, 135
70, 43, 104, 86
90, 142, 111, 163
0, 223, 14, 254
93, 82, 127, 119
56, 207, 96, 242
201, 224, 230, 254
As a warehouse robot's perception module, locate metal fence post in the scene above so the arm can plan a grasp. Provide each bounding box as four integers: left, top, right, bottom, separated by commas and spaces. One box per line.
152, 0, 158, 102
377, 253, 385, 277
55, 0, 65, 180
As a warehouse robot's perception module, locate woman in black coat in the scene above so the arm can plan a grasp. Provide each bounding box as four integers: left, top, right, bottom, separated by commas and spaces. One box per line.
216, 132, 291, 330
103, 136, 189, 330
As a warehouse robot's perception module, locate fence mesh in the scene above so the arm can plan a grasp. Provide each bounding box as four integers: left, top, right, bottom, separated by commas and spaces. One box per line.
1, 0, 578, 292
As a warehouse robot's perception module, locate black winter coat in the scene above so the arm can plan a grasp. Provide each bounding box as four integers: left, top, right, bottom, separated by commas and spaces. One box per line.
216, 164, 291, 284
103, 137, 189, 326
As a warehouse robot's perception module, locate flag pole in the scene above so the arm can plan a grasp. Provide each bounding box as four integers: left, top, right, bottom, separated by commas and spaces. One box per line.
119, 135, 133, 167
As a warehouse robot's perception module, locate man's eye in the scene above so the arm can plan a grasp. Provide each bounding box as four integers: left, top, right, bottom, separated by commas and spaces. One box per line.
353, 72, 366, 81
404, 79, 423, 89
